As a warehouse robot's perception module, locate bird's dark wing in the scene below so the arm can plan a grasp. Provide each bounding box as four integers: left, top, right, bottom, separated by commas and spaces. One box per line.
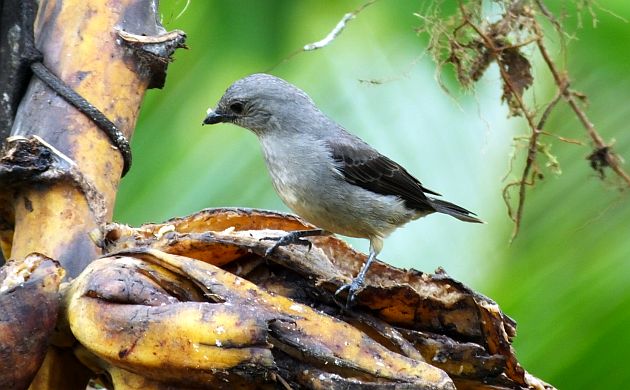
326, 137, 440, 213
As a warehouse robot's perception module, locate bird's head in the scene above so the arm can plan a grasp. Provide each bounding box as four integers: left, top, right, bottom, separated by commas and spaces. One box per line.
203, 73, 318, 135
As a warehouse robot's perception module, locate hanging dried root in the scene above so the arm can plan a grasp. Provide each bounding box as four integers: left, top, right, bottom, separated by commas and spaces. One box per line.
415, 0, 630, 239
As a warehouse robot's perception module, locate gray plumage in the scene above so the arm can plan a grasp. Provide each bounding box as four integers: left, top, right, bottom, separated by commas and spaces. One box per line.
204, 73, 481, 300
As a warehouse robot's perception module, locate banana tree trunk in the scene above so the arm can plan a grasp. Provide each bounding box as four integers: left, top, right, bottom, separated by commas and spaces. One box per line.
0, 0, 184, 388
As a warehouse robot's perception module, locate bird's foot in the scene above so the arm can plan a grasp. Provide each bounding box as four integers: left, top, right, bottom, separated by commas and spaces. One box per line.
335, 277, 364, 308
260, 229, 324, 257
334, 250, 377, 308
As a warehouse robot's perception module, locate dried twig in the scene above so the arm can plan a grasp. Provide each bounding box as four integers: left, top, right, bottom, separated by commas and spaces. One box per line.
534, 23, 630, 185
303, 0, 378, 51
511, 91, 563, 237
268, 0, 378, 71
458, 2, 540, 238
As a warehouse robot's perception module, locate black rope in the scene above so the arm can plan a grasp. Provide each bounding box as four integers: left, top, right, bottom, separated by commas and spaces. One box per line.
29, 62, 132, 175
19, 2, 132, 176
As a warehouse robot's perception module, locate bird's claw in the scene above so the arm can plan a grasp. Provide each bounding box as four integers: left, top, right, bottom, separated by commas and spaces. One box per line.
260, 230, 318, 256
334, 277, 364, 308
334, 249, 377, 308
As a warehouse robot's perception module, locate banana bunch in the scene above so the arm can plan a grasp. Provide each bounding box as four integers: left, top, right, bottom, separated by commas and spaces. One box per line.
56, 208, 554, 389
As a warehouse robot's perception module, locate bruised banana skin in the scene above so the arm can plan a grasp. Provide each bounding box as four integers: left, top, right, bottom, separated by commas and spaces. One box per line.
134, 249, 454, 389
95, 208, 552, 390
67, 256, 276, 386
67, 253, 455, 389
0, 254, 64, 390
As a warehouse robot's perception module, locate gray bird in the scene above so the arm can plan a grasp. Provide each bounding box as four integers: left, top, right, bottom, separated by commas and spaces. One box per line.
203, 73, 482, 303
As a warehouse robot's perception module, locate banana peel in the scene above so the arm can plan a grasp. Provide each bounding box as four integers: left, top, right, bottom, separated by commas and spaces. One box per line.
68, 250, 453, 389
64, 207, 555, 389
0, 253, 64, 389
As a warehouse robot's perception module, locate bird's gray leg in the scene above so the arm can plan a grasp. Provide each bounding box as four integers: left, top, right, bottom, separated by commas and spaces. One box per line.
260, 229, 324, 257
335, 246, 377, 307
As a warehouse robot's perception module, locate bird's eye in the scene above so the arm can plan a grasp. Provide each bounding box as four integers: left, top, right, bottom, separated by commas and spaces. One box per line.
230, 101, 245, 114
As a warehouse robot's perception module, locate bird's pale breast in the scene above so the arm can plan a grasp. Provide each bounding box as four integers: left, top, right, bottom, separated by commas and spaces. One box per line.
259, 133, 417, 240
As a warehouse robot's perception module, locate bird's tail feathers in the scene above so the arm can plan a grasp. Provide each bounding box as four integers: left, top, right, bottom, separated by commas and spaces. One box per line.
430, 198, 484, 223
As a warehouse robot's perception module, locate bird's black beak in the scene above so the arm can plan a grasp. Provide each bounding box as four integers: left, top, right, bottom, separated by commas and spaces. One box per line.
202, 109, 225, 125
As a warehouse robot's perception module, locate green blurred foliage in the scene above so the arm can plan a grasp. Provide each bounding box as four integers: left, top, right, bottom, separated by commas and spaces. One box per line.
115, 1, 630, 388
